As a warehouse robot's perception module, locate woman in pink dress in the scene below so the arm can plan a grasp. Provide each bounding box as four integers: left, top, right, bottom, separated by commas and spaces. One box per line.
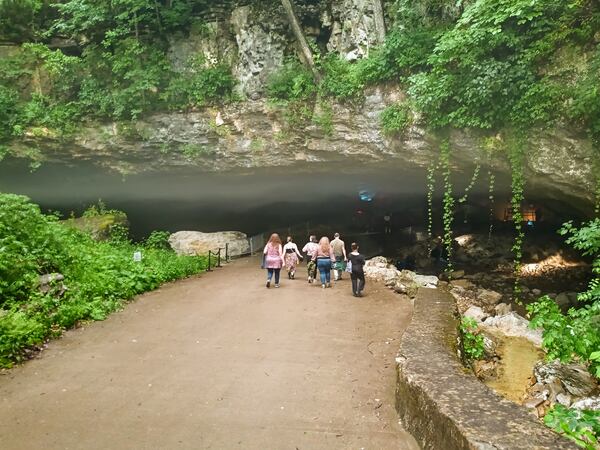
263, 233, 284, 288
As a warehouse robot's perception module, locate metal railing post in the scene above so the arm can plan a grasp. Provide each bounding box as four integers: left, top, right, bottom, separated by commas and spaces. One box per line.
207, 250, 212, 272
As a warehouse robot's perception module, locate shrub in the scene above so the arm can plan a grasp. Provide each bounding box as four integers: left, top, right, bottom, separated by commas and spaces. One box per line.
459, 316, 485, 361
266, 59, 315, 101
544, 405, 600, 449
144, 230, 171, 250
381, 103, 413, 135
163, 57, 235, 109
528, 219, 600, 378
0, 193, 208, 367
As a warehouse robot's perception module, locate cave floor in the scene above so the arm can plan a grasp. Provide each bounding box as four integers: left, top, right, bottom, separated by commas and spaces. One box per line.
0, 257, 419, 450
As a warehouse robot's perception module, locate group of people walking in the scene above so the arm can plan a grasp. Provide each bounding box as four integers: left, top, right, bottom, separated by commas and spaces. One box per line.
262, 233, 366, 297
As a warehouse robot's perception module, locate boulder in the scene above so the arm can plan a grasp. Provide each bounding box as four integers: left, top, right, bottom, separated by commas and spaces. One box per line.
412, 274, 439, 288
464, 306, 487, 323
364, 257, 400, 283
478, 289, 503, 306
169, 231, 249, 257
38, 273, 66, 296
572, 396, 600, 411
494, 302, 512, 316
482, 312, 543, 346
534, 361, 598, 398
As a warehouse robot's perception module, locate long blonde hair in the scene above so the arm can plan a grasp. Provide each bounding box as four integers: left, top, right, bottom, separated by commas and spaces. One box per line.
269, 233, 282, 247
318, 236, 330, 254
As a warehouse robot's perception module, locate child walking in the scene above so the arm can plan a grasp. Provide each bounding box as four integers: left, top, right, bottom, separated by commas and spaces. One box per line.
348, 242, 366, 297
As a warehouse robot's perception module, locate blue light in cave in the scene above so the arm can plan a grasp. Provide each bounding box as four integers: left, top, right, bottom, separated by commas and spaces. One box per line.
359, 190, 374, 202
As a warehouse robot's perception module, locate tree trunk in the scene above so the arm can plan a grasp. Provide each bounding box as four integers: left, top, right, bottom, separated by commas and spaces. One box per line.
280, 0, 321, 81
372, 0, 386, 45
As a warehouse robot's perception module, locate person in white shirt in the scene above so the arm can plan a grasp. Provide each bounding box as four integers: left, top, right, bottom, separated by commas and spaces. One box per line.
283, 236, 303, 279
302, 235, 319, 283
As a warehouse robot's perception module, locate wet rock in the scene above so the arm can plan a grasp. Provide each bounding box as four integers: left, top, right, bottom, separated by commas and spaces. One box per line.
482, 312, 543, 346
169, 231, 249, 257
534, 361, 598, 398
473, 359, 497, 380
464, 306, 487, 323
572, 396, 600, 411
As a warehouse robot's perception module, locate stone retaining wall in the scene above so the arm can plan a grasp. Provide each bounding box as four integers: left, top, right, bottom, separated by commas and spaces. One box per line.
395, 288, 577, 450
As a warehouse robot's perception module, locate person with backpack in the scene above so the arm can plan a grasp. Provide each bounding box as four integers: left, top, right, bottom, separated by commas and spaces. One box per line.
347, 242, 366, 297
330, 232, 347, 281
302, 235, 319, 283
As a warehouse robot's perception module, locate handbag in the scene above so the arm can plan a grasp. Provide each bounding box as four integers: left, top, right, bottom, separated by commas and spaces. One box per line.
345, 260, 352, 273
260, 253, 266, 269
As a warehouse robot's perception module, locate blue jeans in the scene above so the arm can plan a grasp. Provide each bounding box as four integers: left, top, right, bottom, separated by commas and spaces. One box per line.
316, 258, 332, 284
267, 268, 280, 284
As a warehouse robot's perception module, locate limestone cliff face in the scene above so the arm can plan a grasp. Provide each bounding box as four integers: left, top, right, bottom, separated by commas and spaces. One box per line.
15, 84, 595, 212
8, 1, 597, 214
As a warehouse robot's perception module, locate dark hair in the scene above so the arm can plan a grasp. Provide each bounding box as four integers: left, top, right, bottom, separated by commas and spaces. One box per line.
351, 242, 358, 251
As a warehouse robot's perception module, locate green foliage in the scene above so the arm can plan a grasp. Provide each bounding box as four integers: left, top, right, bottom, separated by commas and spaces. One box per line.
426, 159, 437, 254
381, 103, 412, 135
180, 143, 210, 160
440, 140, 454, 273
459, 316, 485, 361
266, 59, 315, 101
406, 0, 599, 134
318, 54, 365, 100
544, 405, 600, 449
0, 193, 208, 367
311, 103, 334, 136
144, 230, 171, 249
528, 219, 600, 378
508, 134, 526, 299
0, 0, 47, 42
163, 56, 235, 110
458, 164, 480, 204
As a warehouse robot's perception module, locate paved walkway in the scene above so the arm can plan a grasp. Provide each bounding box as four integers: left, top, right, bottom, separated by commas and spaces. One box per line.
0, 257, 419, 450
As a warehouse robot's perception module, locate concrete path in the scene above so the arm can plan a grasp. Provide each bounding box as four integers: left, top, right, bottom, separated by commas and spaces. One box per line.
0, 257, 419, 450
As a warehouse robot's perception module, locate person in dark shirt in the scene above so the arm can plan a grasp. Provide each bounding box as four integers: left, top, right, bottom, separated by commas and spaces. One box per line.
348, 242, 366, 297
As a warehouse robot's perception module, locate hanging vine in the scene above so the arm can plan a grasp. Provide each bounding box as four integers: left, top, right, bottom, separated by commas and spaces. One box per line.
440, 140, 454, 274
487, 170, 496, 241
507, 133, 526, 301
594, 149, 600, 217
426, 160, 437, 256
457, 163, 481, 205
